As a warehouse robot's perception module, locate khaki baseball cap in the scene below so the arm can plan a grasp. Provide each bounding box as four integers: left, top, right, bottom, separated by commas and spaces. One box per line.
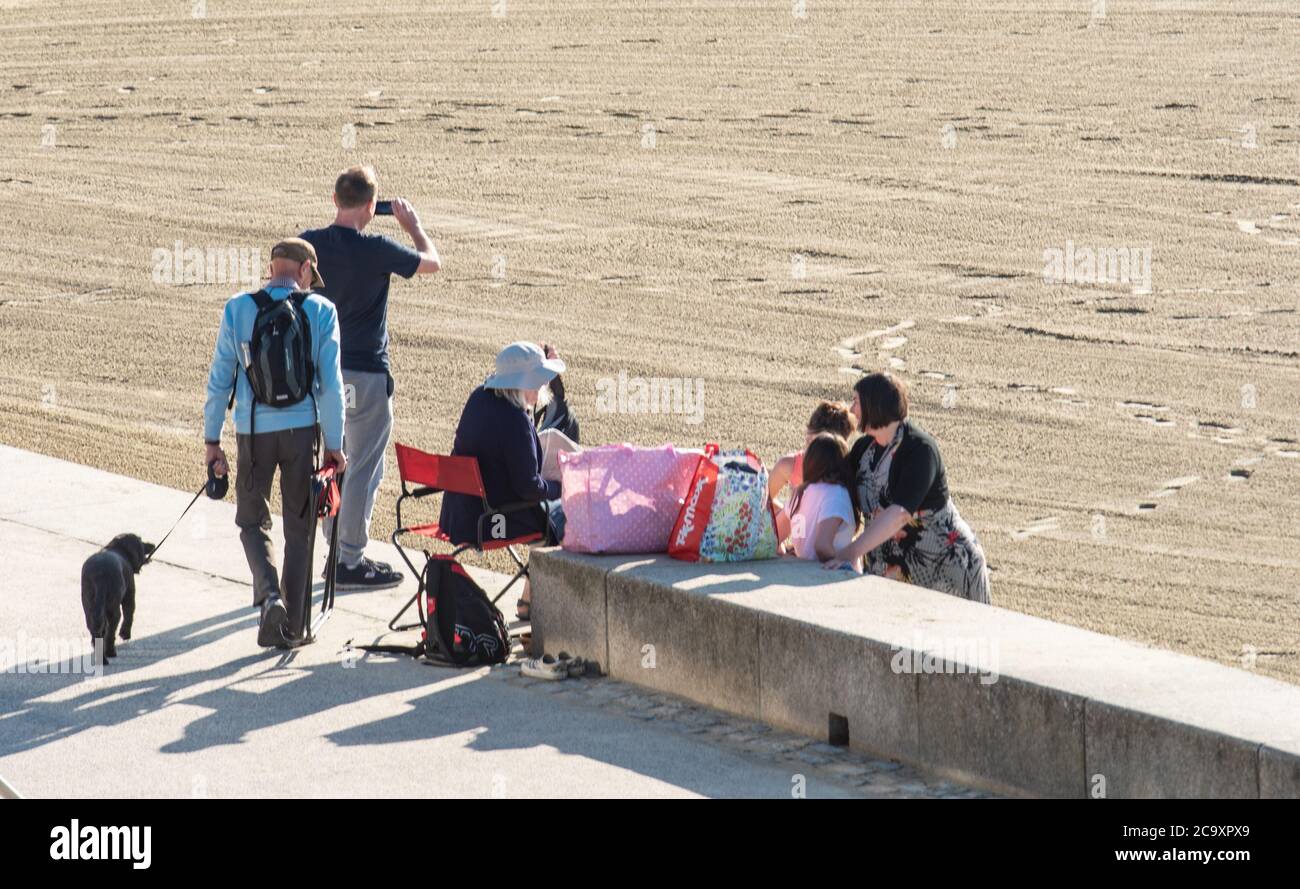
270, 237, 325, 288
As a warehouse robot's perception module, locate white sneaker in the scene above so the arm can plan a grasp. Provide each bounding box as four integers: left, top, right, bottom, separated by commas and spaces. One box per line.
520, 654, 567, 681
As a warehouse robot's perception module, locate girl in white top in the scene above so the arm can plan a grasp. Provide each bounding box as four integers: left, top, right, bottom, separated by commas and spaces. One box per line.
775, 432, 863, 573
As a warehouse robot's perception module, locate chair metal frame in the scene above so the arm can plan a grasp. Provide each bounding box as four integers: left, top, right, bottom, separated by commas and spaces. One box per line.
387, 442, 544, 632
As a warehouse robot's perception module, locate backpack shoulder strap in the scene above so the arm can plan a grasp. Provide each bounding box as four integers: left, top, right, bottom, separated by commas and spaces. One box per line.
226, 291, 269, 409
354, 640, 463, 667
290, 291, 316, 365
357, 640, 426, 657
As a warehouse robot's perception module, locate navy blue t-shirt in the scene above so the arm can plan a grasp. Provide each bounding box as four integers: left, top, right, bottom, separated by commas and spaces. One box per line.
299, 224, 421, 374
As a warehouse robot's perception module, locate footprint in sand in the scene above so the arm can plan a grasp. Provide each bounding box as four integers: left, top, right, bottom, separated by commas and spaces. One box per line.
1269, 438, 1300, 459
837, 319, 914, 376
1189, 420, 1244, 444
1119, 400, 1177, 427
1049, 385, 1087, 406
1154, 475, 1198, 498
1000, 381, 1088, 409
839, 319, 915, 353
1011, 516, 1060, 541
1120, 400, 1166, 411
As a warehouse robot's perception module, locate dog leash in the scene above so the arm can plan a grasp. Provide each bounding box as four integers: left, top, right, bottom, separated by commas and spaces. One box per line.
145, 462, 228, 565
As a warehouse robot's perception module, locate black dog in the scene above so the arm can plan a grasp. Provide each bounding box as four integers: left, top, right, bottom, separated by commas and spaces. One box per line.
80, 534, 154, 663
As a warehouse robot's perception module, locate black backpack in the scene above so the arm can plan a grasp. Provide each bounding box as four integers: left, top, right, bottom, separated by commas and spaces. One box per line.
361, 555, 511, 667
242, 289, 315, 415
422, 556, 511, 666
535, 373, 580, 443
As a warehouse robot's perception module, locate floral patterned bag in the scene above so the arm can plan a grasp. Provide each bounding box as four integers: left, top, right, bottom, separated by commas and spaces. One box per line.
669, 444, 779, 562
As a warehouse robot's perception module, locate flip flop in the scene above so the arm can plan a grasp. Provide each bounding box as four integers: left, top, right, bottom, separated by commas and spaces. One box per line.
557, 651, 587, 678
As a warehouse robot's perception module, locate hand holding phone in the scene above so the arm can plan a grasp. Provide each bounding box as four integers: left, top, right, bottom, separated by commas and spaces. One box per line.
389, 197, 421, 231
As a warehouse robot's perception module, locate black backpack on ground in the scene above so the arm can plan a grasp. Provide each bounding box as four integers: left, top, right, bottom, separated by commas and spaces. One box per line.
361, 555, 511, 667
423, 556, 511, 666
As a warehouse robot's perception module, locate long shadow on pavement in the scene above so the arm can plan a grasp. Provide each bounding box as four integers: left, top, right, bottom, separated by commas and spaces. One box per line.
2, 614, 781, 796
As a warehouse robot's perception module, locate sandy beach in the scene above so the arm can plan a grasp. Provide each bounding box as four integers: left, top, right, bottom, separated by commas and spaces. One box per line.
1, 1, 1296, 682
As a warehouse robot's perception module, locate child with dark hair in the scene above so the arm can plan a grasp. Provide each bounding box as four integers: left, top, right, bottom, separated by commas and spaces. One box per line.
775, 432, 862, 572
768, 400, 856, 502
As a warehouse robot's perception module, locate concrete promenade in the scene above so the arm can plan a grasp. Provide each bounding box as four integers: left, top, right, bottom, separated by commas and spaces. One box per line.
0, 445, 989, 798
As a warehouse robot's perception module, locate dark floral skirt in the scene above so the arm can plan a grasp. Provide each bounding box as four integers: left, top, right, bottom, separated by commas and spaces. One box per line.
868, 499, 990, 604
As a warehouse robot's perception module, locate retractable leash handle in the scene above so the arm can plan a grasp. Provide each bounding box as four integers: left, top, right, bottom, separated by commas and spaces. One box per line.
206, 459, 230, 500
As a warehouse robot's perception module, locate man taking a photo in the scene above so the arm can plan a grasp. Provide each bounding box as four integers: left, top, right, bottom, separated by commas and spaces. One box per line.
203, 238, 347, 648
301, 165, 441, 591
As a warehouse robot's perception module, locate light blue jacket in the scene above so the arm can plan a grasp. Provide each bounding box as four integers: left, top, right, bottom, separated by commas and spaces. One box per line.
203, 281, 346, 449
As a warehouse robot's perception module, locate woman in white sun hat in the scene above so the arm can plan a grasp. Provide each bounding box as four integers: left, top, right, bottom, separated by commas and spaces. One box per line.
439, 341, 568, 621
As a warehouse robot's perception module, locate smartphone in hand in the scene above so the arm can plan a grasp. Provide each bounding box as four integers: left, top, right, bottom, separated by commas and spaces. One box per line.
375, 200, 393, 216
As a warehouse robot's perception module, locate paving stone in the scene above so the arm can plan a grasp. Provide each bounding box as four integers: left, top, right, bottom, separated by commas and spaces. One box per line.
795, 751, 831, 766
499, 658, 993, 798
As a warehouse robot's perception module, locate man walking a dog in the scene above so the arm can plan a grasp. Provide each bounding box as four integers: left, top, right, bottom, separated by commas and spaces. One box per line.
203, 238, 348, 648
300, 165, 441, 591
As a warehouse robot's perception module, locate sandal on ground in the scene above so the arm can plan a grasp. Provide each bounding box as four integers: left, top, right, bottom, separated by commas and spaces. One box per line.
520, 654, 566, 681
557, 651, 586, 678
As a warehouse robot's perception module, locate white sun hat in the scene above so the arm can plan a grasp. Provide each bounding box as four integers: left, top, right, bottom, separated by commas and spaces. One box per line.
483, 341, 566, 391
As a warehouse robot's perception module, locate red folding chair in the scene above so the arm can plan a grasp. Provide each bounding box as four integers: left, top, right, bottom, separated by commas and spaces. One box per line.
387, 442, 545, 632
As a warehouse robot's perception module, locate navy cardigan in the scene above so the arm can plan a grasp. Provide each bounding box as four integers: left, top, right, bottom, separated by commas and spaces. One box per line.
438, 386, 560, 545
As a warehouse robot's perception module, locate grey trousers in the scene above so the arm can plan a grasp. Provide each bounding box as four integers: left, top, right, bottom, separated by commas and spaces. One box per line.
323, 369, 393, 569
235, 426, 316, 631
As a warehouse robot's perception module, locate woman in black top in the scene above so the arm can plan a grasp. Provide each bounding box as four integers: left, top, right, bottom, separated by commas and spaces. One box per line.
826, 373, 990, 603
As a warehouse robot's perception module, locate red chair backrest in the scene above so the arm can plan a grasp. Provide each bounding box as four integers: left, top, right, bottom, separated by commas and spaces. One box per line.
394, 442, 486, 499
